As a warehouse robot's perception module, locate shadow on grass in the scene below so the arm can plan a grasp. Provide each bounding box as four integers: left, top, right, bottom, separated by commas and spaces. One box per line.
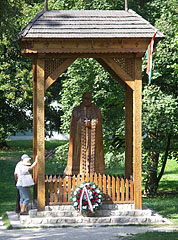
158, 181, 178, 192
143, 193, 178, 224
120, 232, 178, 240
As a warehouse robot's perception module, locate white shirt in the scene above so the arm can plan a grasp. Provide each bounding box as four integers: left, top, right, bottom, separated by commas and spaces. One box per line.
14, 161, 29, 187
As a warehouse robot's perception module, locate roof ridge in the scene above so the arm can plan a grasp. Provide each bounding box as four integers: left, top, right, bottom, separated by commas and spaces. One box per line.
128, 9, 164, 38
15, 10, 45, 41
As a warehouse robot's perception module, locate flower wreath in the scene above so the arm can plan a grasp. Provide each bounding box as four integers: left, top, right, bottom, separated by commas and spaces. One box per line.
70, 181, 104, 214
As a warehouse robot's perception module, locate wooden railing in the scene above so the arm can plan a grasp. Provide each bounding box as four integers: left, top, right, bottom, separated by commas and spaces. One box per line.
45, 173, 134, 205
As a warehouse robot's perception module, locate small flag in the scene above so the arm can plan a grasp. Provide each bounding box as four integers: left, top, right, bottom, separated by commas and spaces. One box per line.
146, 32, 156, 84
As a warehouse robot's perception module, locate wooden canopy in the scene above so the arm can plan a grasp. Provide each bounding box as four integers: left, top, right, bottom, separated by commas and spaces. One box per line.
16, 9, 164, 211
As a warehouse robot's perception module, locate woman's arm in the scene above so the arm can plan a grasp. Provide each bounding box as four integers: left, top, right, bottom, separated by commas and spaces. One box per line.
28, 155, 38, 171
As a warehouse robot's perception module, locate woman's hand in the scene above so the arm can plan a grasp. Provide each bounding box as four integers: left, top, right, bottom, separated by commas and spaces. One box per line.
28, 155, 38, 170
35, 155, 38, 163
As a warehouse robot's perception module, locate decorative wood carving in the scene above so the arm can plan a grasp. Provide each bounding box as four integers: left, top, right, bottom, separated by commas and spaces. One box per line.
113, 58, 134, 79
96, 58, 126, 88
45, 59, 65, 80
45, 58, 76, 90
66, 93, 105, 175
101, 57, 135, 90
125, 85, 133, 178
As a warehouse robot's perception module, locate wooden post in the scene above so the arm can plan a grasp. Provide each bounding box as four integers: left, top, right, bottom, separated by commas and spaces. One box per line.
33, 58, 38, 201
125, 85, 133, 178
133, 57, 142, 209
36, 58, 45, 211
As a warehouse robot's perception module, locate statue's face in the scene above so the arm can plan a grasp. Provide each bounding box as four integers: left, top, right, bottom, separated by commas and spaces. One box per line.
82, 95, 92, 107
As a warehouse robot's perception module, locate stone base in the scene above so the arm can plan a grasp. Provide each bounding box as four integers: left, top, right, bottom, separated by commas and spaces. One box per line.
18, 204, 171, 227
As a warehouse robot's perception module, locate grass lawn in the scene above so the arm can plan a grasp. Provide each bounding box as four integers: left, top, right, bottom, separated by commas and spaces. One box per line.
0, 140, 178, 229
142, 159, 178, 225
121, 231, 178, 240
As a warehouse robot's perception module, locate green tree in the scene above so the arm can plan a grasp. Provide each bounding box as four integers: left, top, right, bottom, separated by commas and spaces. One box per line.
142, 0, 178, 195
0, 0, 34, 147
0, 0, 61, 147
142, 86, 178, 195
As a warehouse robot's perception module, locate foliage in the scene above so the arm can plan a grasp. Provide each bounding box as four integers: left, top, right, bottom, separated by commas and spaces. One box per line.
142, 85, 178, 194
149, 0, 178, 96
47, 0, 124, 10
0, 0, 34, 146
141, 0, 178, 195
53, 141, 69, 167
0, 0, 60, 147
142, 85, 177, 152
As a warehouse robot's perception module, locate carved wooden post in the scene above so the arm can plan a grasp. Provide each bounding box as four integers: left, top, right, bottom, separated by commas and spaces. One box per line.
36, 58, 45, 211
133, 57, 142, 209
125, 85, 133, 178
33, 58, 38, 201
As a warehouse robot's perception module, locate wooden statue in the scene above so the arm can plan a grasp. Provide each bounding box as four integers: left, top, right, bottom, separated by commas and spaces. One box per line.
65, 92, 105, 175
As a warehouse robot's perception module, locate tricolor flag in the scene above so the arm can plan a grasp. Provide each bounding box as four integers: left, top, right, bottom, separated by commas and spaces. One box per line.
146, 32, 157, 84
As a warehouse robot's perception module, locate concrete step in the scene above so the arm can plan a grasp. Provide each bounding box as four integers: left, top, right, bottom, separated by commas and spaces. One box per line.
20, 215, 166, 226
29, 209, 152, 218
45, 203, 135, 211
19, 204, 171, 227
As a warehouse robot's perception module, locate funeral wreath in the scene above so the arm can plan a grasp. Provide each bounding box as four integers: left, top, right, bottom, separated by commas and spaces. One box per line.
70, 181, 104, 213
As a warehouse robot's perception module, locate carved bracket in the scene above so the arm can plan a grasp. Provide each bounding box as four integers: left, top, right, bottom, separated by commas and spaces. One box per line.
45, 58, 76, 90
113, 58, 134, 79
101, 57, 135, 90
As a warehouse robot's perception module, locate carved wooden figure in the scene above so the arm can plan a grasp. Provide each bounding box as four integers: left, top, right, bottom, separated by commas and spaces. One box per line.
66, 92, 105, 175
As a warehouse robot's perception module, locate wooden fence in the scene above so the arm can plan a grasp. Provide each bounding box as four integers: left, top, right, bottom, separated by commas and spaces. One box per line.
45, 173, 134, 205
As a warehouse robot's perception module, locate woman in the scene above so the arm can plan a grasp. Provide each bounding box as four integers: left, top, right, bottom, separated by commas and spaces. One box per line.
14, 154, 38, 215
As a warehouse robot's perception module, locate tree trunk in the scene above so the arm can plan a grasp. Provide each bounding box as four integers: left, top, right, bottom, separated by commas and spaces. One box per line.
157, 134, 171, 184
144, 152, 159, 196
0, 140, 8, 149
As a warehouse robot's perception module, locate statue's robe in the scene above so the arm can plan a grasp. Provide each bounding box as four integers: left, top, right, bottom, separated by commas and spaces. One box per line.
65, 103, 105, 175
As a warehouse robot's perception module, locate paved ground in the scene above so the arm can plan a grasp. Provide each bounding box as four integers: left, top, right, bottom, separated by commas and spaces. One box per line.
1, 225, 178, 240
1, 215, 178, 240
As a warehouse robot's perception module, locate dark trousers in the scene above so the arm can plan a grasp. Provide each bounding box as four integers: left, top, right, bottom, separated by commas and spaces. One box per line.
16, 189, 20, 213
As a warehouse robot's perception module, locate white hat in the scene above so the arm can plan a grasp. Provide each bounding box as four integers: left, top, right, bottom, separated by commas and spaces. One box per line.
21, 154, 31, 166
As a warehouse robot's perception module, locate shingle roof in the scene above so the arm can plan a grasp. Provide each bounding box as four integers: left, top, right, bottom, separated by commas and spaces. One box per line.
17, 9, 164, 40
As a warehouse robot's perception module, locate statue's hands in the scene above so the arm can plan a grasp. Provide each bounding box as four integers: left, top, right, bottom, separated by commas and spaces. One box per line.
84, 119, 91, 128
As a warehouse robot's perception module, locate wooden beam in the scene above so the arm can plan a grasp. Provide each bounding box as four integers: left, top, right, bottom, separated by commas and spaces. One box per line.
36, 58, 45, 211
101, 57, 135, 90
125, 85, 133, 178
21, 38, 150, 54
33, 58, 37, 201
22, 52, 136, 59
96, 58, 126, 88
133, 57, 142, 209
45, 58, 76, 90
33, 58, 37, 182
